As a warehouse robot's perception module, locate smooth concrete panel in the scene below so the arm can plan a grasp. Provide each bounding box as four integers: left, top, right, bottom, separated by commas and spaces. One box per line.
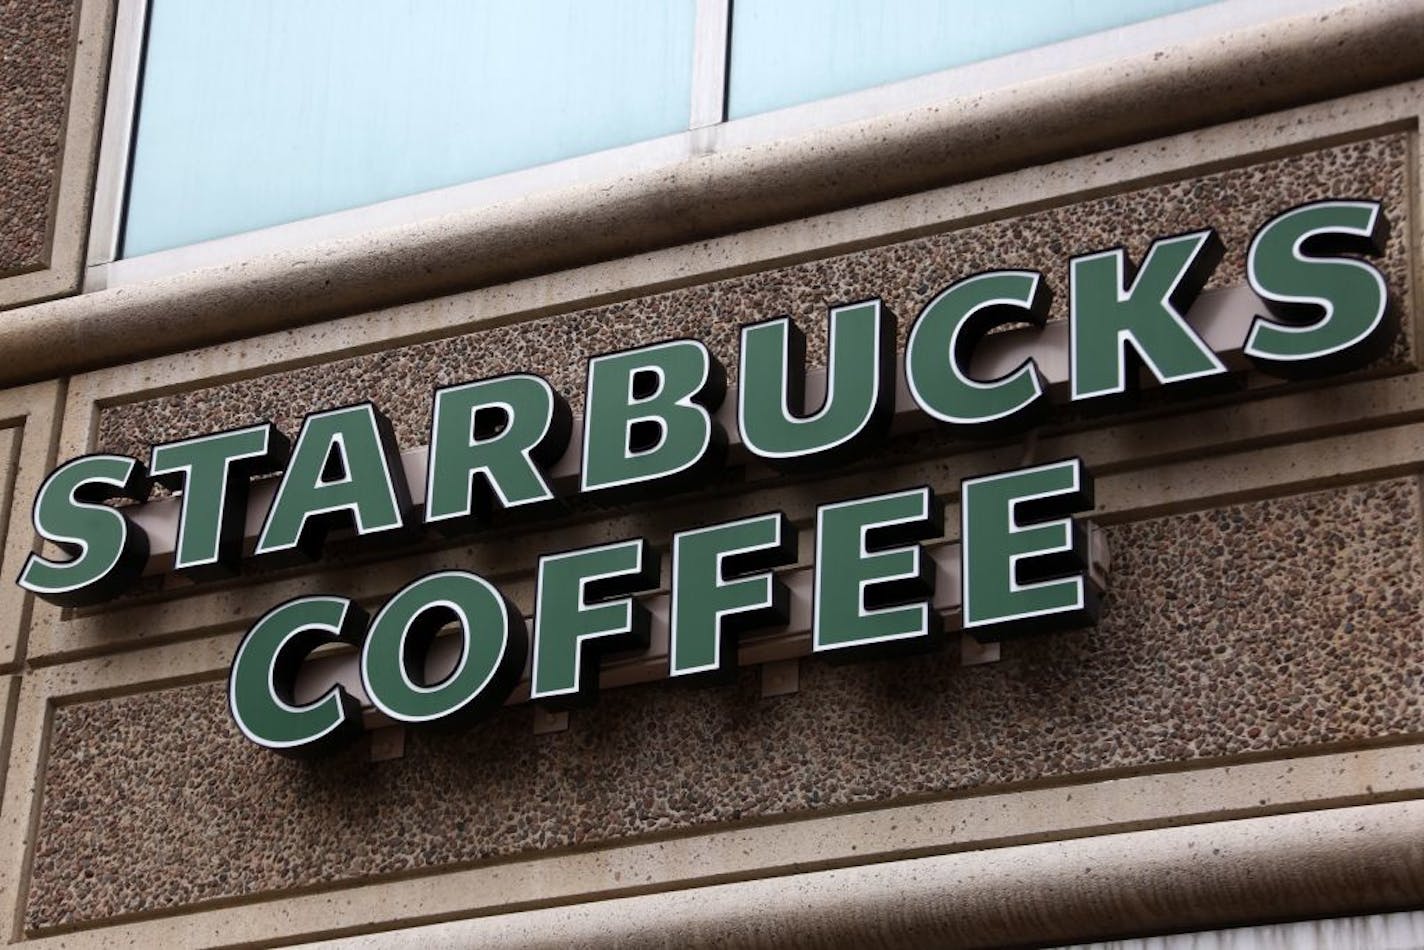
0, 382, 62, 670
286, 800, 1424, 950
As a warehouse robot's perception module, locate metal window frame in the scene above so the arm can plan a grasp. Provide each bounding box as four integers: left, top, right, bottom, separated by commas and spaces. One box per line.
84, 0, 1347, 292
690, 0, 732, 130
86, 0, 147, 275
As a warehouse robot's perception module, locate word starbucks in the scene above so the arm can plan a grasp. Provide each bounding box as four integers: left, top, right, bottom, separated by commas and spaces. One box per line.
17, 200, 1392, 756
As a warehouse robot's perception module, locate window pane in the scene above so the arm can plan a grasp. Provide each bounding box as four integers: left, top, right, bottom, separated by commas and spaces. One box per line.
728, 0, 1219, 119
123, 0, 696, 257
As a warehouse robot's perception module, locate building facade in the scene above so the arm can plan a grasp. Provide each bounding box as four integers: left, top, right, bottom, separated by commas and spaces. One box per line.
0, 1, 1423, 946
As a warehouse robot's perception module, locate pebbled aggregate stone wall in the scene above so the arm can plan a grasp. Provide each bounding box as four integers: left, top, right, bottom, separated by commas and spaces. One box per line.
24, 478, 1424, 931
0, 0, 77, 277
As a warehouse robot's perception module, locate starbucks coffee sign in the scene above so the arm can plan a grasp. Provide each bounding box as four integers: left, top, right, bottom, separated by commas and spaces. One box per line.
15, 200, 1392, 756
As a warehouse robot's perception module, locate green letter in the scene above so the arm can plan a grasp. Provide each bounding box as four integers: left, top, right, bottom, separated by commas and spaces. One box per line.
17, 454, 150, 606
813, 487, 943, 654
361, 570, 526, 727
531, 538, 658, 703
228, 595, 366, 757
670, 512, 796, 680
581, 340, 725, 498
907, 270, 1049, 431
738, 300, 894, 470
1244, 199, 1392, 378
150, 422, 289, 579
254, 402, 411, 562
1070, 230, 1226, 402
961, 457, 1097, 640
425, 374, 571, 533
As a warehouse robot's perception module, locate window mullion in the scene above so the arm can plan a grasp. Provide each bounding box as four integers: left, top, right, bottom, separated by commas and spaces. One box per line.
689, 0, 732, 129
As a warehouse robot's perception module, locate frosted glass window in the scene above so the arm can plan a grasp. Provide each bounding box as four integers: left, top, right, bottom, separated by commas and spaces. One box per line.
123, 0, 697, 256
728, 0, 1218, 119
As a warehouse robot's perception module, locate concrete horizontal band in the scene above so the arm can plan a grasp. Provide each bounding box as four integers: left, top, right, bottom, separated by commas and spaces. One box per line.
1, 1, 1421, 387
292, 798, 1424, 950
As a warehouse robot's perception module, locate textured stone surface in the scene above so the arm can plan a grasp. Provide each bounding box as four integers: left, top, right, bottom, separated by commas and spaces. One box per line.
0, 0, 77, 276
25, 478, 1424, 931
95, 135, 1412, 457
289, 803, 1424, 950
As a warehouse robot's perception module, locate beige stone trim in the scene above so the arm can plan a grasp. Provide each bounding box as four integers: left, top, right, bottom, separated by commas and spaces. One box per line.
0, 433, 17, 582
0, 0, 114, 312
0, 679, 19, 814
3, 2, 1423, 387
284, 798, 1424, 950
0, 384, 63, 671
